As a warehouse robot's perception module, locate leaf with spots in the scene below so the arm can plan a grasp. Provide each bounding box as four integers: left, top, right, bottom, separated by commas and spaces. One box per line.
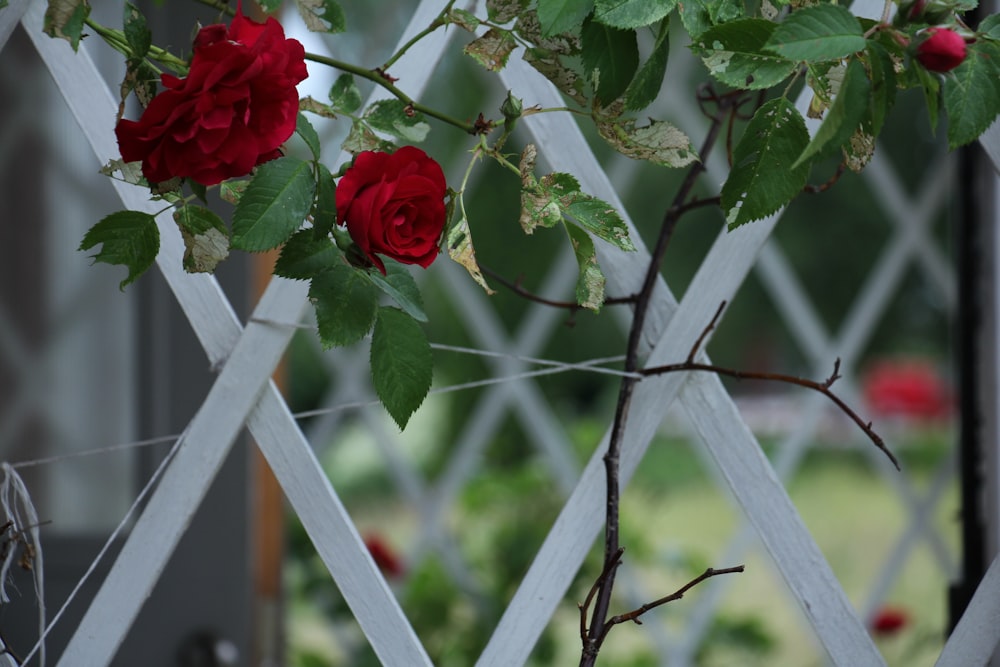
692, 19, 797, 90
721, 97, 810, 229
464, 28, 518, 72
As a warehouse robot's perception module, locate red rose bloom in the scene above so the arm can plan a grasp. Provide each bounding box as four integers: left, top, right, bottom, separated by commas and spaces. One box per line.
916, 27, 967, 72
336, 147, 447, 272
115, 6, 307, 186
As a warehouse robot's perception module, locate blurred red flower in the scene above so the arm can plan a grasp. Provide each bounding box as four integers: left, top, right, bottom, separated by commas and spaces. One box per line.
364, 534, 405, 578
862, 359, 952, 421
871, 606, 909, 636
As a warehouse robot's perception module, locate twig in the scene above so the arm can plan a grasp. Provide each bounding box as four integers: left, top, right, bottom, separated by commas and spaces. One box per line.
480, 265, 636, 313
578, 547, 625, 646
804, 161, 846, 194
686, 301, 727, 363
640, 359, 899, 469
600, 565, 745, 639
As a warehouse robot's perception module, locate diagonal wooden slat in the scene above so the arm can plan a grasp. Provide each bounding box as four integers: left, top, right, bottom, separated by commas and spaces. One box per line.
935, 553, 1000, 667
22, 0, 462, 662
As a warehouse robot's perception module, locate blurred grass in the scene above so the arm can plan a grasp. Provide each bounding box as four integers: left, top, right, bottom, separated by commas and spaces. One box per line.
287, 409, 957, 666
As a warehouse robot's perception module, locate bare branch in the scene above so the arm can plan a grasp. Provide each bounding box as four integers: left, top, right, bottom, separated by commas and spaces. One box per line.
601, 565, 745, 640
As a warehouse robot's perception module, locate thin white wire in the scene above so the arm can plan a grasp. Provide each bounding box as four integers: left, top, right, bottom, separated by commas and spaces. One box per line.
4, 346, 637, 469
20, 428, 187, 665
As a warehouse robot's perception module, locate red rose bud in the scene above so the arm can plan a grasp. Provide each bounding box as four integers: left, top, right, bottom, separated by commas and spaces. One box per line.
335, 147, 448, 272
916, 27, 967, 72
115, 5, 307, 186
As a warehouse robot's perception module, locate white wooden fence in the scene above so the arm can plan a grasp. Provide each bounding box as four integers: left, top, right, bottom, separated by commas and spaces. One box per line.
1, 0, 999, 664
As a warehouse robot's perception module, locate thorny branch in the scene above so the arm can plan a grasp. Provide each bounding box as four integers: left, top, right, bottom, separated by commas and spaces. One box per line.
579, 85, 749, 667
642, 300, 900, 470
479, 265, 636, 322
601, 565, 745, 638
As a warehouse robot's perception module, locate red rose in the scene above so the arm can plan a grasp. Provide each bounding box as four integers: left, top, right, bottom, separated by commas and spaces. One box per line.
115, 6, 307, 186
336, 147, 447, 272
363, 534, 405, 578
871, 606, 908, 636
862, 359, 952, 420
916, 27, 967, 72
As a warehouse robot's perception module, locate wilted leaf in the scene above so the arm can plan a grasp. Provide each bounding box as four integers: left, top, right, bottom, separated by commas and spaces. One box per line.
173, 205, 230, 273
564, 222, 605, 311
596, 117, 696, 167
296, 0, 346, 33
447, 214, 494, 294
44, 0, 90, 51
464, 28, 518, 71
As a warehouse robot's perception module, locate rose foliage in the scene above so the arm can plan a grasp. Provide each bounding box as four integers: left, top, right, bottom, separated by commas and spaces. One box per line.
60, 0, 1000, 432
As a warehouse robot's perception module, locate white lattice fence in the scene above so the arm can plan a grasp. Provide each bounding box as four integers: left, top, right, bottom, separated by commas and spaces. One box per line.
1, 0, 999, 665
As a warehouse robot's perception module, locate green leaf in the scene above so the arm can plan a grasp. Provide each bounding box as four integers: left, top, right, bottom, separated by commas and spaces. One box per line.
309, 264, 379, 348
43, 0, 90, 51
679, 0, 744, 38
944, 39, 1000, 148
79, 210, 159, 289
173, 205, 230, 273
370, 307, 433, 430
258, 0, 282, 11
295, 0, 346, 33
564, 195, 634, 250
329, 73, 362, 114
980, 14, 1000, 40
693, 19, 798, 90
295, 113, 321, 160
596, 117, 696, 167
275, 229, 341, 280
123, 2, 151, 59
231, 157, 316, 252
367, 260, 428, 322
364, 99, 431, 143
594, 0, 674, 29
722, 98, 810, 228
864, 41, 896, 136
487, 0, 529, 23
624, 17, 670, 110
581, 16, 639, 104
564, 223, 606, 311
312, 162, 337, 239
464, 28, 518, 71
764, 4, 866, 62
537, 0, 594, 36
793, 57, 871, 169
